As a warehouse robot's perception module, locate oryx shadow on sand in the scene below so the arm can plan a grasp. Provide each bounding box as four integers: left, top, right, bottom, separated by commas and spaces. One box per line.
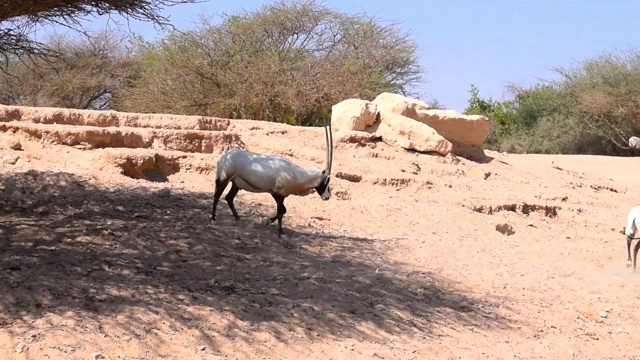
0, 170, 516, 353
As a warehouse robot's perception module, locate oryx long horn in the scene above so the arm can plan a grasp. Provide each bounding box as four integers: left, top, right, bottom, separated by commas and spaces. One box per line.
325, 122, 333, 175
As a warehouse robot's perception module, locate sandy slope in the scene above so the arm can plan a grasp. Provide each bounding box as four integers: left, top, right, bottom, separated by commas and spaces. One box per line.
1, 114, 639, 360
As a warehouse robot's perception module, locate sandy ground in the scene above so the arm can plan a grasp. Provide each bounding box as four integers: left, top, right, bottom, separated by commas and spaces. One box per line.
1, 115, 640, 360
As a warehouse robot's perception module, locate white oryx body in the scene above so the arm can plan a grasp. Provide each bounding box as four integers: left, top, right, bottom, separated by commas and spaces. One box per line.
216, 149, 330, 199
211, 124, 333, 236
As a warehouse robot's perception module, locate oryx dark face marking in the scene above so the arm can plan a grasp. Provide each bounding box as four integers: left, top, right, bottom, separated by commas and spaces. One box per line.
315, 171, 331, 200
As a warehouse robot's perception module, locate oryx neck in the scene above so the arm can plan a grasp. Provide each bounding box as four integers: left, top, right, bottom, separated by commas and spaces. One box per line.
298, 168, 325, 188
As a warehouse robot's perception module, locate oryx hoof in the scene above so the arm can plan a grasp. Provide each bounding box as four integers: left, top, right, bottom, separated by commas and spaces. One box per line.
260, 218, 272, 226
627, 261, 632, 268
209, 215, 216, 224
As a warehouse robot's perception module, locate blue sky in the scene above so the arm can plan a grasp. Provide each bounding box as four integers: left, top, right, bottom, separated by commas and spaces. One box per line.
44, 0, 640, 112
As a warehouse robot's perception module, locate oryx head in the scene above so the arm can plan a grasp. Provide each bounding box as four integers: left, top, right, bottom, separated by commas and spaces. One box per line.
315, 122, 333, 200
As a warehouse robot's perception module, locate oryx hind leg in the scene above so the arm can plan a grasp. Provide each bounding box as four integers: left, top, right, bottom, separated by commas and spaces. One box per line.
211, 177, 230, 223
259, 214, 278, 227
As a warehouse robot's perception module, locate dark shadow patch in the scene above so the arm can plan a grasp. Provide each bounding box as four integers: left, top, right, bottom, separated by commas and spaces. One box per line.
114, 154, 180, 182
0, 170, 516, 353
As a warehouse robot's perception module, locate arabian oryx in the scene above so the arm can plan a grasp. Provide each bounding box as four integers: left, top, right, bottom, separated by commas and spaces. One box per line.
624, 205, 640, 272
210, 123, 333, 236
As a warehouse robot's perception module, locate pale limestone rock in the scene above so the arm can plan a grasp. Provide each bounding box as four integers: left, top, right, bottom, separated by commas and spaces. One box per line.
372, 92, 432, 120
376, 110, 452, 155
414, 109, 490, 147
330, 99, 378, 132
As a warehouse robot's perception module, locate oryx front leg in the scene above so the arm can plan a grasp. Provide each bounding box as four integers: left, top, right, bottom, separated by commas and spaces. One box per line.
627, 236, 633, 268
269, 193, 287, 237
633, 240, 640, 273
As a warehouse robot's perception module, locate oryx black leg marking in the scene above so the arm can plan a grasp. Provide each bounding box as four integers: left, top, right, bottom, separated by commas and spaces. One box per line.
270, 193, 287, 236
267, 193, 283, 224
225, 181, 241, 220
627, 236, 633, 266
633, 240, 640, 273
211, 178, 229, 222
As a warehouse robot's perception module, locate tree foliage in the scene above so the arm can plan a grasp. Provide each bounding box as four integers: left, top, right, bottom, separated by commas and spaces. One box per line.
0, 0, 198, 66
463, 84, 516, 148
0, 0, 424, 125
465, 48, 640, 155
0, 30, 137, 109
0, 0, 424, 126
117, 0, 423, 125
553, 49, 640, 150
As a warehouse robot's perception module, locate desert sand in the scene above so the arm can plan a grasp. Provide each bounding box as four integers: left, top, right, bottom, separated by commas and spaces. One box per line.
1, 107, 639, 360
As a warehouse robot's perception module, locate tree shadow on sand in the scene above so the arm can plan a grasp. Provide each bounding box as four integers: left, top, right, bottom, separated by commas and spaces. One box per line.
0, 170, 517, 352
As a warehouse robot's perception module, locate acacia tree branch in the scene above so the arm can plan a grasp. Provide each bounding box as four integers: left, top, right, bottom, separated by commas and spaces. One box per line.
0, 0, 201, 24
0, 0, 201, 65
582, 113, 632, 149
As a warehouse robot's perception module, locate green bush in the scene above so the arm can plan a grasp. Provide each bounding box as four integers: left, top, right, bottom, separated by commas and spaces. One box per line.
465, 48, 640, 155
117, 0, 424, 125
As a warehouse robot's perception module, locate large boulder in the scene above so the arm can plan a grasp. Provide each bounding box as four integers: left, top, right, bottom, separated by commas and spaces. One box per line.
414, 109, 490, 147
376, 110, 452, 155
372, 93, 491, 147
331, 99, 378, 132
372, 92, 432, 120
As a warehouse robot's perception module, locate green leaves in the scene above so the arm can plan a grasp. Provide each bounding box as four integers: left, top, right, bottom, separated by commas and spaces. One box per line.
118, 0, 424, 125
464, 48, 640, 155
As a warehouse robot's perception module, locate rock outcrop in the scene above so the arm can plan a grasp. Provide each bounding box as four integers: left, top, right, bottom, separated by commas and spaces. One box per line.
331, 92, 491, 160
0, 121, 244, 154
377, 111, 452, 155
330, 98, 378, 132
413, 109, 490, 148
0, 105, 230, 131
372, 92, 432, 119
